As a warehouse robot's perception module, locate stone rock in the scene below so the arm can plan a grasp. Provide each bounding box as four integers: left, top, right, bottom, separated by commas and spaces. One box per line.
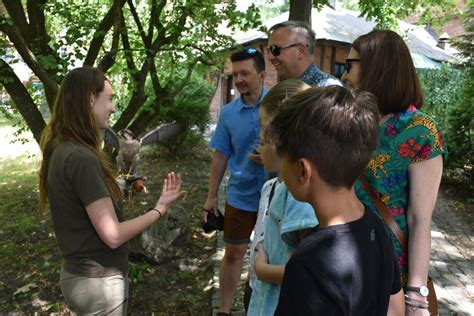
129, 205, 190, 263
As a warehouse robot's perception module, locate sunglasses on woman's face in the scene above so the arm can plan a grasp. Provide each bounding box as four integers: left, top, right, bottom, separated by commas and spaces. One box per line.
345, 59, 360, 73
267, 43, 303, 57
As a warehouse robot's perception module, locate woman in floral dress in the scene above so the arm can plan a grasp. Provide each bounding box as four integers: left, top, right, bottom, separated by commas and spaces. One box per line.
342, 30, 447, 316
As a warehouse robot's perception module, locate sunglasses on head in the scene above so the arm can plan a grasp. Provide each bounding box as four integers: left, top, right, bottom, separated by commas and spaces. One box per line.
345, 59, 360, 73
245, 48, 257, 54
267, 43, 304, 57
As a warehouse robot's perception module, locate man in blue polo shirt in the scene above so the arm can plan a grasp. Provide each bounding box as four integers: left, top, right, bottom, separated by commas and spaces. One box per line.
202, 48, 268, 315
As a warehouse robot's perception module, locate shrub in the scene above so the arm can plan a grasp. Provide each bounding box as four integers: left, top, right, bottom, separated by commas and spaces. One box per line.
148, 69, 214, 155
417, 64, 473, 169
158, 71, 214, 133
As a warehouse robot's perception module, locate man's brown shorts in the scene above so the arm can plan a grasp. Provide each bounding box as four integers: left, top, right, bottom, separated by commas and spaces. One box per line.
223, 202, 257, 245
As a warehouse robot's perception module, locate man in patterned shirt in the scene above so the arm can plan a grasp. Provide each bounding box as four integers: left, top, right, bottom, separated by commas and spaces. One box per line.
267, 21, 342, 87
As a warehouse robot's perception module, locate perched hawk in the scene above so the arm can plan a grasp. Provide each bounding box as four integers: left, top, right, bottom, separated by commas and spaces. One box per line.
103, 122, 183, 175
103, 122, 183, 200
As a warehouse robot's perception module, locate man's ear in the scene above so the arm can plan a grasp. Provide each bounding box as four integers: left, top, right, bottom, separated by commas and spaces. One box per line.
297, 43, 310, 61
259, 70, 266, 81
298, 158, 313, 184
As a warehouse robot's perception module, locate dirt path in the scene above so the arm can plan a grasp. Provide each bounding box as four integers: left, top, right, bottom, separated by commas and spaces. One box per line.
430, 185, 474, 315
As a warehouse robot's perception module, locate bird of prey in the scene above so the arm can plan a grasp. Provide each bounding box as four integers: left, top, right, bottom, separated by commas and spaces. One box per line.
104, 122, 183, 175
103, 122, 183, 200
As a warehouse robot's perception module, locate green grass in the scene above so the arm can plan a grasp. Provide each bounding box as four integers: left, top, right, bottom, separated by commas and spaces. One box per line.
0, 150, 63, 312
0, 128, 216, 314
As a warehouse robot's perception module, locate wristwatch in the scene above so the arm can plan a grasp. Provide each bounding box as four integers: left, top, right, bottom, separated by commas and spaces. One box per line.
405, 285, 429, 297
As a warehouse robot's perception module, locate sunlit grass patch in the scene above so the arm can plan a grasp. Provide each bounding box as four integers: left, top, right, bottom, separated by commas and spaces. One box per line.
0, 137, 216, 314
0, 146, 61, 312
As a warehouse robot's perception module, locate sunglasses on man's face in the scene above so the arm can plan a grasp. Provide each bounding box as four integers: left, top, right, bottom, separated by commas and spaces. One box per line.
345, 59, 360, 73
267, 43, 303, 57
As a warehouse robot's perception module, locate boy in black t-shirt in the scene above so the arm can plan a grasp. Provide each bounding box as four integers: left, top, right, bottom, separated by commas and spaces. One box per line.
266, 86, 404, 315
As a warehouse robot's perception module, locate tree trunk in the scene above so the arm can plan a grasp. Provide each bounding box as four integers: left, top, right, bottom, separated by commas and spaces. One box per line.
0, 59, 46, 144
128, 109, 157, 136
113, 85, 148, 132
289, 0, 312, 24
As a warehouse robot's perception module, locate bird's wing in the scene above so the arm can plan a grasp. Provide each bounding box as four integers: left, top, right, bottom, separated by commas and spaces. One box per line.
140, 122, 183, 146
103, 127, 120, 150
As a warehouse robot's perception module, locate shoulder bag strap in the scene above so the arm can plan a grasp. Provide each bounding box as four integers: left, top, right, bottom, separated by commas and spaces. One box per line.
361, 175, 408, 252
267, 179, 278, 208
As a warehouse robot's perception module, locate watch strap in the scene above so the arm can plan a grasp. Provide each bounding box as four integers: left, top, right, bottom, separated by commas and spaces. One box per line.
405, 286, 429, 296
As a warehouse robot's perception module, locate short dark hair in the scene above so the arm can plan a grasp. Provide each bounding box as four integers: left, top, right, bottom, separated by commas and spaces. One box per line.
230, 48, 265, 73
267, 86, 379, 189
352, 30, 423, 114
269, 21, 316, 55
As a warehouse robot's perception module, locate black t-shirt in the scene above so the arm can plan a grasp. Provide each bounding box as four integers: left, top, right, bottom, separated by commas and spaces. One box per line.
275, 209, 401, 316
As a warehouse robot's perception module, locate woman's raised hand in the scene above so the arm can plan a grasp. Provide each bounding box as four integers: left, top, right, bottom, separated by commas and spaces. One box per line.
154, 172, 186, 216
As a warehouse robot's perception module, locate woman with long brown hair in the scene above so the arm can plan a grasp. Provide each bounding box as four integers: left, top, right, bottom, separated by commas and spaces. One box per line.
342, 30, 447, 315
38, 67, 185, 315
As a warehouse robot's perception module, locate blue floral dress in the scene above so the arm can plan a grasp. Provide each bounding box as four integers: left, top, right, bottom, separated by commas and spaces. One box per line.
355, 105, 447, 285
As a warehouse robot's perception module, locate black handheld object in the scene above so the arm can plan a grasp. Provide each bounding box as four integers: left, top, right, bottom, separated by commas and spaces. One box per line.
202, 208, 224, 233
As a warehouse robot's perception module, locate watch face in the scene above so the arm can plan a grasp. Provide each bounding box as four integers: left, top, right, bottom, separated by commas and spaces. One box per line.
420, 285, 429, 297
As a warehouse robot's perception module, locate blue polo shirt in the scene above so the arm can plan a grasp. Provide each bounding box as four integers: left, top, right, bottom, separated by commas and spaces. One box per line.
209, 88, 268, 212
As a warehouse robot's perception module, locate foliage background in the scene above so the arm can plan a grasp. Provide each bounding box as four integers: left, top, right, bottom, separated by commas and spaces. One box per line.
418, 65, 473, 169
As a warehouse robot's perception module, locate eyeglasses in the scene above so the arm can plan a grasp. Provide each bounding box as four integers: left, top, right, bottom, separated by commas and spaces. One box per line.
345, 59, 360, 73
267, 43, 304, 56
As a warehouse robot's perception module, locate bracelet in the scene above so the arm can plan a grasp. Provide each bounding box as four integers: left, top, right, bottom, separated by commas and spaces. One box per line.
404, 294, 429, 305
405, 299, 428, 309
405, 302, 428, 310
147, 207, 162, 219
404, 296, 429, 309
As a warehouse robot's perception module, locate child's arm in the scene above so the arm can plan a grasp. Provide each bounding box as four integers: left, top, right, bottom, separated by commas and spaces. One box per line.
254, 243, 285, 284
388, 289, 405, 316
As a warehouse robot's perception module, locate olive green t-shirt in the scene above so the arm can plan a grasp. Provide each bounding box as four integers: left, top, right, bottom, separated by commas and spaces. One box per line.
47, 142, 128, 277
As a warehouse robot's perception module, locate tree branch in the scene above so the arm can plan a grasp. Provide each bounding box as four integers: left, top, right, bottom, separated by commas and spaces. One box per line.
149, 62, 164, 96
162, 6, 190, 48
113, 1, 191, 132
83, 0, 126, 67
130, 58, 198, 135
126, 0, 148, 44
169, 59, 198, 98
0, 21, 58, 106
2, 0, 31, 46
26, 0, 51, 46
26, 0, 62, 80
146, 0, 158, 45
120, 15, 137, 74
0, 59, 46, 144
98, 8, 123, 73
128, 105, 162, 134
153, 0, 167, 38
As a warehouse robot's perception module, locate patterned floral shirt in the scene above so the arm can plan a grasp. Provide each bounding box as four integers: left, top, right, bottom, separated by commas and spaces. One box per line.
355, 105, 447, 281
299, 64, 343, 87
